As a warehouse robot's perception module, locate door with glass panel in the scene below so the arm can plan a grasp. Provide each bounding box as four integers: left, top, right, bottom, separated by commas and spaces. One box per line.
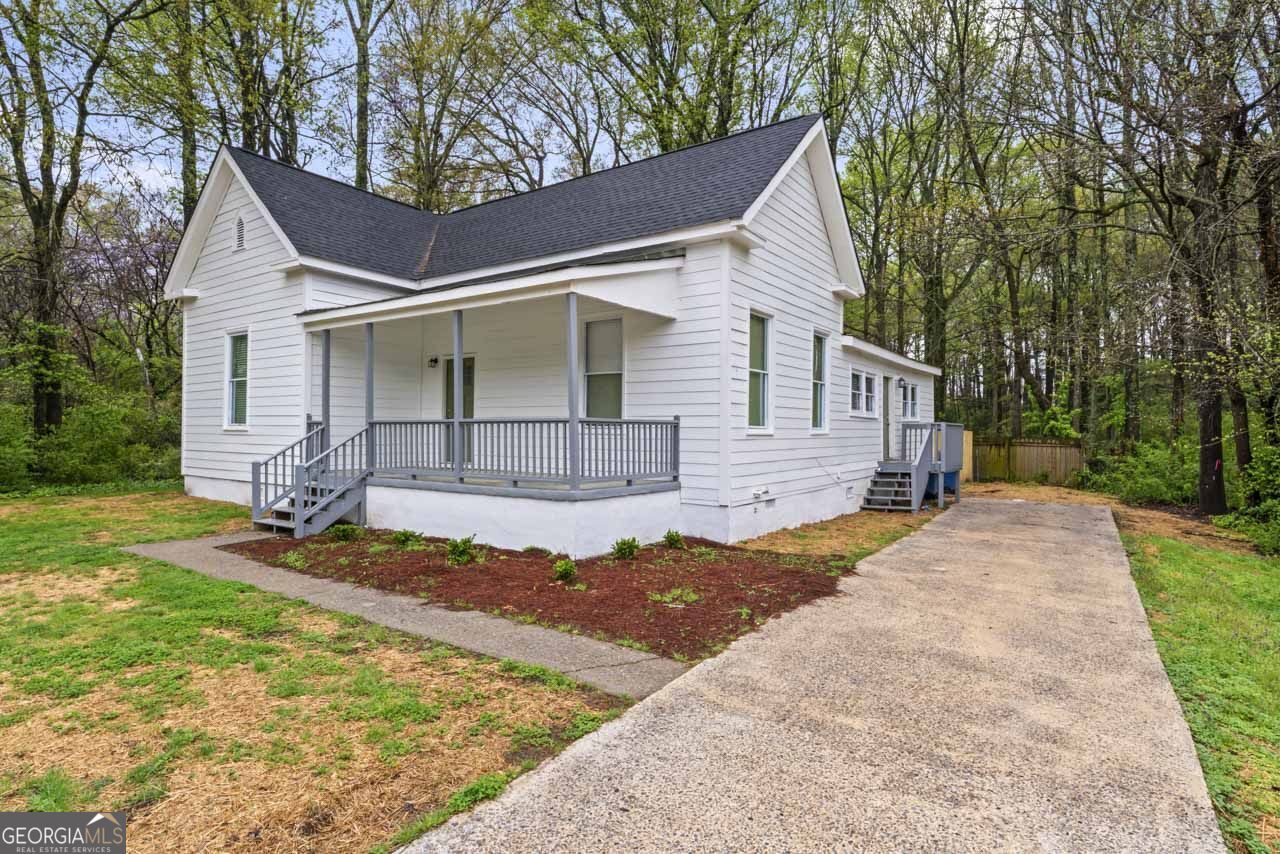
444, 357, 474, 463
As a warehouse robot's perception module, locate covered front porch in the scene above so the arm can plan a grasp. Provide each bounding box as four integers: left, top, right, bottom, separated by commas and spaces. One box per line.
252, 257, 685, 544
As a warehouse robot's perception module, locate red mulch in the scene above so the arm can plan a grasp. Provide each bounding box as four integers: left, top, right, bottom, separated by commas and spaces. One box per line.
222, 532, 852, 660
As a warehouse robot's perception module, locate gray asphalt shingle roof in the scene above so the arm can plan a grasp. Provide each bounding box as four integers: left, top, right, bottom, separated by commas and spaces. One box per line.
227, 114, 820, 285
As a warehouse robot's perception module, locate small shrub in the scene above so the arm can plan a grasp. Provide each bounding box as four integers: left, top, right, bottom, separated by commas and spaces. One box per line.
392, 529, 421, 548
690, 545, 718, 561
281, 550, 309, 570
328, 524, 363, 543
662, 529, 686, 549
1076, 440, 1198, 506
611, 537, 640, 560
552, 558, 577, 582
647, 586, 700, 605
521, 545, 551, 556
446, 535, 478, 565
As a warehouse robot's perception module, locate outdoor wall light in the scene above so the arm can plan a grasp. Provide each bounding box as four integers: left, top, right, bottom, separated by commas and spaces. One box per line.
896, 377, 907, 391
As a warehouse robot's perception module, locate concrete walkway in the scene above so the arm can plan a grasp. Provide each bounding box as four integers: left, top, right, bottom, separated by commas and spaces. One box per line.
125, 532, 686, 698
414, 499, 1223, 852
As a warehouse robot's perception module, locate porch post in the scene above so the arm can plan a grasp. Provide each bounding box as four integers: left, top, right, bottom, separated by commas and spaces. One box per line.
452, 310, 464, 481
566, 292, 580, 490
365, 322, 375, 471
321, 329, 331, 451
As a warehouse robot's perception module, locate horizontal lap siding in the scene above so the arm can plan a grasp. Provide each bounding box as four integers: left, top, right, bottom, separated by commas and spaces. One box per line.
182, 179, 302, 481
626, 242, 724, 505
727, 154, 872, 504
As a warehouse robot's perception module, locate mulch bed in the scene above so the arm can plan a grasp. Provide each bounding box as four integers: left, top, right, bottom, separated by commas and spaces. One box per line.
223, 532, 853, 660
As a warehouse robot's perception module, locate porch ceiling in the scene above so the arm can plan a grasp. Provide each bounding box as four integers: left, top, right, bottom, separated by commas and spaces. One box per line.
300, 256, 683, 330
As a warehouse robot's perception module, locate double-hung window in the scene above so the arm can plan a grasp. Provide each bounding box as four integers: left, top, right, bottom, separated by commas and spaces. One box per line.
748, 313, 770, 429
900, 381, 919, 420
811, 333, 827, 430
850, 370, 876, 416
226, 332, 249, 427
585, 318, 623, 418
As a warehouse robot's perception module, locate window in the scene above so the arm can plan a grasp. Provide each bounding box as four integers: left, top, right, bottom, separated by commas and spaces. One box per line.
748, 313, 769, 428
584, 319, 623, 418
235, 215, 245, 251
811, 333, 827, 430
850, 370, 876, 416
900, 381, 919, 420
226, 332, 248, 426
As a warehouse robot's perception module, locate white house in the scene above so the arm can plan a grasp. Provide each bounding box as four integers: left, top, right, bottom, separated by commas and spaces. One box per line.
165, 115, 957, 556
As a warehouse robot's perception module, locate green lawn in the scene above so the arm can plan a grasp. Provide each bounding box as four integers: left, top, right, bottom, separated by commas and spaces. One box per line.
0, 488, 616, 852
1126, 533, 1280, 853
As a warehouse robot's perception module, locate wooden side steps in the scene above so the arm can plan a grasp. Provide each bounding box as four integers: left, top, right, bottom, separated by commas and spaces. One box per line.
861, 468, 915, 512
252, 481, 365, 537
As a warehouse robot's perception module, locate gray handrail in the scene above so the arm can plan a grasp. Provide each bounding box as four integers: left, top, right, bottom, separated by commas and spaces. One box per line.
252, 422, 326, 518
909, 427, 934, 512
293, 427, 370, 537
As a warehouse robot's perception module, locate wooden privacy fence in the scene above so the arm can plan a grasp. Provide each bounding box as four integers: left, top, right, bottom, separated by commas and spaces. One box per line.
972, 438, 1085, 485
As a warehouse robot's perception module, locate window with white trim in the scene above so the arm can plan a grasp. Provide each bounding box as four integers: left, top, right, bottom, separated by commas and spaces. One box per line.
226, 332, 249, 426
850, 370, 876, 415
748, 313, 770, 428
811, 333, 827, 429
584, 318, 623, 418
900, 381, 919, 420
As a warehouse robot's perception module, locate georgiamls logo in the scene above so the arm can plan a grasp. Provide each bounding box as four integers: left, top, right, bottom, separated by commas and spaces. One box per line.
1, 810, 126, 853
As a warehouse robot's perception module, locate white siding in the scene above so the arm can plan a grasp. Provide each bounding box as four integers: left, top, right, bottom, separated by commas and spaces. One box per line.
725, 152, 936, 514
306, 271, 407, 311
182, 178, 304, 482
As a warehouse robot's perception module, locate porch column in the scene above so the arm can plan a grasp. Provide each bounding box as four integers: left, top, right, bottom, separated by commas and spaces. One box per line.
321, 329, 331, 451
566, 292, 580, 490
365, 322, 375, 471
452, 310, 464, 481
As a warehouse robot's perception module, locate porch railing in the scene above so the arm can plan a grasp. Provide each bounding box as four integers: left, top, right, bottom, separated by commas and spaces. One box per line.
251, 421, 327, 518
894, 421, 964, 512
368, 416, 680, 488
291, 427, 370, 537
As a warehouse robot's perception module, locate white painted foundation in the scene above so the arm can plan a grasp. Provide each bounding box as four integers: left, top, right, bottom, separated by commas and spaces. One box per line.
365, 485, 683, 558
185, 474, 251, 505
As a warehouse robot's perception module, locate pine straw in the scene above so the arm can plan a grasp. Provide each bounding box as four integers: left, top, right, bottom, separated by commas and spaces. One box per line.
0, 604, 602, 852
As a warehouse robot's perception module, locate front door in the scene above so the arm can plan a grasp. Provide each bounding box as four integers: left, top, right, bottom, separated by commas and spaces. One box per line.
882, 375, 893, 460
444, 357, 474, 463
443, 357, 475, 419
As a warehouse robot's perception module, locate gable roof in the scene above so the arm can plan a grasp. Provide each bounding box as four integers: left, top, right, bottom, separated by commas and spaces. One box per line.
223, 114, 826, 285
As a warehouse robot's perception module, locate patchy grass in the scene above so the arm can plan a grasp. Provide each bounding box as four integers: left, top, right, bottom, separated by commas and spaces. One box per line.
742, 504, 942, 561
0, 488, 618, 853
971, 480, 1279, 852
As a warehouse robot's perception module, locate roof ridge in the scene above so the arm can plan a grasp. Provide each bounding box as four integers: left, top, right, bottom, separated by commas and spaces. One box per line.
225, 146, 434, 215
438, 113, 823, 218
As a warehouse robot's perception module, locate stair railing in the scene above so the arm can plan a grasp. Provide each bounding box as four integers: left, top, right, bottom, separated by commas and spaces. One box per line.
292, 427, 370, 537
252, 421, 327, 519
909, 426, 934, 513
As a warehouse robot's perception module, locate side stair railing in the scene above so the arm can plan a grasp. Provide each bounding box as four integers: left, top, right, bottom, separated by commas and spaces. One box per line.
908, 425, 934, 512
252, 421, 327, 520
291, 427, 371, 538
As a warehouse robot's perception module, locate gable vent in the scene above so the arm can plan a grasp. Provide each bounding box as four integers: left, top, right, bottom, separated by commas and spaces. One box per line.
235, 216, 245, 251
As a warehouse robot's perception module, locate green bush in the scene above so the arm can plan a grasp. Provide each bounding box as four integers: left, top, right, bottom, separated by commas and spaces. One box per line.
446, 535, 478, 565
392, 529, 422, 548
0, 404, 34, 491
1076, 440, 1198, 506
662, 530, 686, 549
1216, 499, 1280, 555
611, 537, 640, 560
552, 558, 577, 582
33, 397, 180, 484
328, 524, 364, 543
1242, 445, 1280, 504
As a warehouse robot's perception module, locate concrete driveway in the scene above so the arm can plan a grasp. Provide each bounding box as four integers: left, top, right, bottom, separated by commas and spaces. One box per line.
412, 499, 1223, 852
